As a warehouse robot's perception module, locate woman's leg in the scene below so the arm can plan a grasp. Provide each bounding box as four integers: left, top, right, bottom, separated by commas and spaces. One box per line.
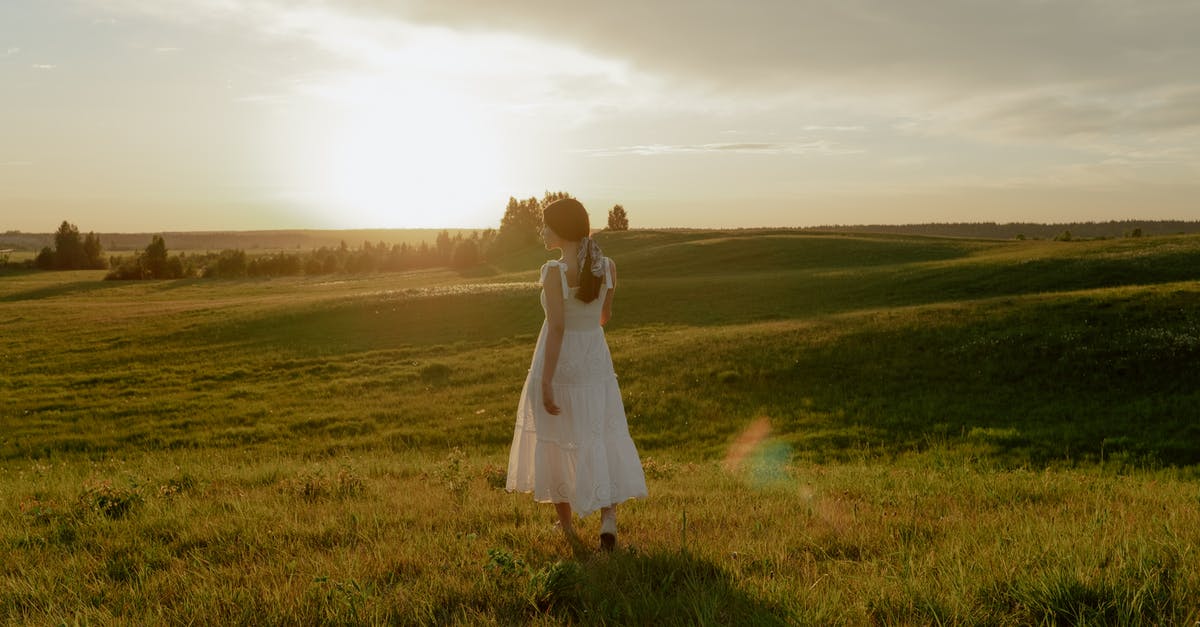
600, 504, 617, 551
554, 502, 575, 534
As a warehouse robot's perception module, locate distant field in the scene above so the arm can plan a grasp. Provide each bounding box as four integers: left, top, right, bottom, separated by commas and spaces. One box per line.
1, 250, 35, 263
3, 230, 1200, 624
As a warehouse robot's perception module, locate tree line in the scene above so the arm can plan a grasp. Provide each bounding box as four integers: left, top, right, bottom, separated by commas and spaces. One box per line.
104, 232, 492, 279
15, 193, 632, 279
802, 220, 1198, 240
31, 221, 108, 270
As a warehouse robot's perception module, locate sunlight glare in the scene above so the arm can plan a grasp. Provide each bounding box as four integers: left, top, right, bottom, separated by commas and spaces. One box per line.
318, 80, 508, 228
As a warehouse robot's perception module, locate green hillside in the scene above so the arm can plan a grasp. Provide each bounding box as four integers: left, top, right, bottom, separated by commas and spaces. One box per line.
3, 230, 1199, 624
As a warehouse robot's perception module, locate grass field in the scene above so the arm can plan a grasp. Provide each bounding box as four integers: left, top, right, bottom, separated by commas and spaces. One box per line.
3, 229, 1200, 624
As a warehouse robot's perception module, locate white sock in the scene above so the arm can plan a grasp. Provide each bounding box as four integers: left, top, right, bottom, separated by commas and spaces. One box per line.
600, 509, 617, 534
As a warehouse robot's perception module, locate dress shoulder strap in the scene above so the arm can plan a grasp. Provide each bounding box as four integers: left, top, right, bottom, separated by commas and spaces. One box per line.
539, 260, 570, 298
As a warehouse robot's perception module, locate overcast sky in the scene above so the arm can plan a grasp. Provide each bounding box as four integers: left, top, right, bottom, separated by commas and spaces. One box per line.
2, 0, 1198, 231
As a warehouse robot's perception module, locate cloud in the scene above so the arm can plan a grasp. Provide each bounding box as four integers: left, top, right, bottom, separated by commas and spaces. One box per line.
580, 140, 860, 157
31, 64, 56, 70
927, 83, 1200, 147
803, 125, 866, 132
4, 47, 19, 57
78, 0, 1200, 109
372, 1, 1200, 96
79, 0, 670, 131
307, 0, 1200, 153
969, 94, 1122, 139
79, 0, 1200, 154
1131, 87, 1200, 132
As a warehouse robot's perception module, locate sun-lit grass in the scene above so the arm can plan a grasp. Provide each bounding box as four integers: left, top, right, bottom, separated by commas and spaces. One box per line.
4, 229, 1200, 624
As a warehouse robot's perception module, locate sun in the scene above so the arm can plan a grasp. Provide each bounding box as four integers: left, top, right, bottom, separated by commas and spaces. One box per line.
316, 82, 509, 229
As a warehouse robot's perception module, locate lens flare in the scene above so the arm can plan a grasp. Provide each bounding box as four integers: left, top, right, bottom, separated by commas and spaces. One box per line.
723, 417, 771, 472
724, 416, 793, 488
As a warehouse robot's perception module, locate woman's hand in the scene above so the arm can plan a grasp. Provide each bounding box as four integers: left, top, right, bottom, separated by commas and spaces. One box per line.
541, 380, 561, 415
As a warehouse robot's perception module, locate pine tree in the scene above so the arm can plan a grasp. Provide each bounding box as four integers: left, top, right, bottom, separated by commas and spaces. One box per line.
436, 230, 454, 263
143, 235, 169, 278
53, 221, 85, 269
82, 232, 105, 269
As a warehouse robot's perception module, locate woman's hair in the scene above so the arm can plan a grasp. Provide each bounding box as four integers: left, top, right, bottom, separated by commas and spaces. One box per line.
543, 198, 604, 303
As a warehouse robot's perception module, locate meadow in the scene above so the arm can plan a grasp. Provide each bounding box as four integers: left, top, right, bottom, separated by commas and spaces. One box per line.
3, 229, 1200, 625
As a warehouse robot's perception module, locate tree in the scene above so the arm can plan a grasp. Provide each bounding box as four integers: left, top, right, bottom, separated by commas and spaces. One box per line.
82, 232, 105, 269
143, 235, 169, 278
34, 246, 55, 270
607, 204, 629, 231
209, 249, 248, 277
451, 238, 480, 269
541, 190, 572, 205
436, 230, 454, 263
33, 221, 107, 270
495, 196, 543, 253
53, 221, 85, 269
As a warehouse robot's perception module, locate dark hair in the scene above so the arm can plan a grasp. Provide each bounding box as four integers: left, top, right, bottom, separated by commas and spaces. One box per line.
542, 198, 603, 303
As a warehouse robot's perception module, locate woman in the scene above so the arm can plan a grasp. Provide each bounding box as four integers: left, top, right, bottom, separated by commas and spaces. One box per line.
506, 198, 648, 551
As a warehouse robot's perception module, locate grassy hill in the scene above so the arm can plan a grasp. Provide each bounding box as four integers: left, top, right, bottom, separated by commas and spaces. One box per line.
3, 230, 1200, 624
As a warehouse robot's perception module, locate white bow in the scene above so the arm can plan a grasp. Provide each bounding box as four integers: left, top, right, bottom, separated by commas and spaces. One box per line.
577, 236, 605, 278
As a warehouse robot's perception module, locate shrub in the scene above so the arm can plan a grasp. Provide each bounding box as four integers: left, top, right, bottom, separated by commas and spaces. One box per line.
157, 472, 198, 499
205, 249, 248, 278
79, 479, 142, 519
435, 447, 471, 502
281, 464, 365, 501
19, 496, 64, 525
642, 457, 678, 480
481, 462, 507, 489
419, 362, 453, 384
105, 235, 188, 279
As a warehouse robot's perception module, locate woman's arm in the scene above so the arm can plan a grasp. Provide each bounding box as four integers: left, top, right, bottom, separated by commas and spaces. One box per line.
540, 264, 565, 415
600, 258, 616, 327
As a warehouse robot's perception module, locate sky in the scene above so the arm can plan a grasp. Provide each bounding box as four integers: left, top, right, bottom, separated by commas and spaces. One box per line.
2, 0, 1198, 231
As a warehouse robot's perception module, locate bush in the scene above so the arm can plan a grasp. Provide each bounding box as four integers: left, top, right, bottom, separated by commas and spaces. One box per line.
106, 256, 146, 280
79, 479, 142, 519
452, 238, 480, 269
204, 249, 248, 278
281, 464, 366, 501
105, 235, 188, 279
34, 246, 55, 270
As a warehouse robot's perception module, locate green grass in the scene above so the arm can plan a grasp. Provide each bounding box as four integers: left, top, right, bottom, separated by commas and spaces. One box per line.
4, 230, 1200, 624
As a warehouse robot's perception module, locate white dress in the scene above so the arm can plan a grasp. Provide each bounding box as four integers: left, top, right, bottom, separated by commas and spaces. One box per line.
506, 258, 648, 517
